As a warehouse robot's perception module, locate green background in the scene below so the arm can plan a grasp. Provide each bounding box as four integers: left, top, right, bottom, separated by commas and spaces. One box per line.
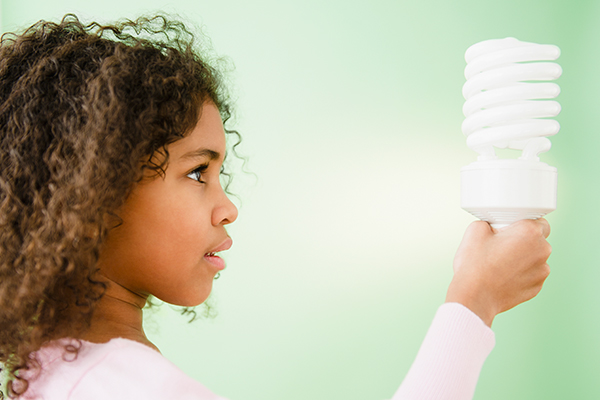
2, 0, 598, 399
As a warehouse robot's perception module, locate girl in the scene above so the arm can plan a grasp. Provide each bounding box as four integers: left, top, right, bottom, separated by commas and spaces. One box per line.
0, 14, 551, 400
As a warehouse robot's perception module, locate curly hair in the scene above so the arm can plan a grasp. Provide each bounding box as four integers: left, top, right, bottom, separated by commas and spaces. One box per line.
0, 14, 235, 397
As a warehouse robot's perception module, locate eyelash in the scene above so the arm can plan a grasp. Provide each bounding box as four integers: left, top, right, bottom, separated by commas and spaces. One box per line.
187, 164, 209, 183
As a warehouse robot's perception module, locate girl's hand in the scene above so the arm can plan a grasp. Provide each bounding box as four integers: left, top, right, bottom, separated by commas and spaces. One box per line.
445, 219, 552, 327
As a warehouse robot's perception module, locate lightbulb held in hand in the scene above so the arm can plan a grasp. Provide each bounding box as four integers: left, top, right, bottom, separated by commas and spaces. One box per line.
460, 38, 562, 229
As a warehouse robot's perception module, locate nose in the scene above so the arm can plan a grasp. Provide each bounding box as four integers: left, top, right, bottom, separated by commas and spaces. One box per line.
212, 190, 238, 226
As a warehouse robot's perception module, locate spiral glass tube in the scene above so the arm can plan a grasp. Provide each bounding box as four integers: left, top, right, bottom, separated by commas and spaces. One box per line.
460, 38, 561, 228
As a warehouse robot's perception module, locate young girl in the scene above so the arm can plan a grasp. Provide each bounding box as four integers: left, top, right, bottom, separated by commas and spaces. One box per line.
0, 14, 552, 400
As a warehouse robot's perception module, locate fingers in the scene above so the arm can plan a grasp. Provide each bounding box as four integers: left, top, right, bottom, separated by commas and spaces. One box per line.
514, 262, 551, 309
542, 262, 551, 280
503, 218, 550, 239
525, 262, 551, 289
537, 218, 551, 238
499, 219, 552, 270
467, 218, 550, 239
451, 218, 553, 323
541, 241, 552, 263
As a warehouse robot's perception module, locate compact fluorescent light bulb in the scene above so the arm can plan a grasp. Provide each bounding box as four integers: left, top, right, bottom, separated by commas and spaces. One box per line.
461, 38, 562, 229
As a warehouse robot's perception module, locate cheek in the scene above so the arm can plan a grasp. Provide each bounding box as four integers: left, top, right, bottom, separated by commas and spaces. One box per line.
135, 210, 214, 306
100, 192, 214, 303
130, 200, 211, 272
158, 195, 212, 246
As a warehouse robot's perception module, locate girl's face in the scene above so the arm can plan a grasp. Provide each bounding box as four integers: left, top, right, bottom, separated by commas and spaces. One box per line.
97, 102, 238, 306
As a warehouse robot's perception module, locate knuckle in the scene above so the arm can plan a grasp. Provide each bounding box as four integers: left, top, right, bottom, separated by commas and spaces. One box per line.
514, 219, 539, 236
468, 221, 491, 235
531, 285, 544, 299
540, 218, 551, 238
544, 242, 553, 257
536, 241, 552, 263
540, 263, 551, 280
525, 222, 541, 237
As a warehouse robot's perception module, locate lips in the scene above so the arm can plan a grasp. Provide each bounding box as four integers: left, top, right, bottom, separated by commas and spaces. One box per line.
203, 237, 233, 271
206, 237, 233, 255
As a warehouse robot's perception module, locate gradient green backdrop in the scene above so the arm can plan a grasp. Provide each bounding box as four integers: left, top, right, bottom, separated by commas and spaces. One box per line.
2, 0, 598, 399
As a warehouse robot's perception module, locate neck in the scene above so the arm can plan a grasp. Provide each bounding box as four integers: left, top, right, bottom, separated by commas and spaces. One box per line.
79, 276, 159, 352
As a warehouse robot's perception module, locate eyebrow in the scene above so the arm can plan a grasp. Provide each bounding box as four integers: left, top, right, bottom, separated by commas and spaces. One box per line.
180, 148, 221, 161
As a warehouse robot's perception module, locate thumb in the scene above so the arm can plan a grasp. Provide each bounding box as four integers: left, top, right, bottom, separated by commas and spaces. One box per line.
463, 221, 494, 241
453, 221, 494, 273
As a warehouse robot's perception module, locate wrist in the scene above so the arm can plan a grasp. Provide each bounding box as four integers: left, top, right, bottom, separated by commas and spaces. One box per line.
446, 278, 496, 327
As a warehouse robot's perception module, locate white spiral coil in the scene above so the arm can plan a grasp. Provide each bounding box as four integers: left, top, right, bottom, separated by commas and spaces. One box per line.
462, 38, 562, 161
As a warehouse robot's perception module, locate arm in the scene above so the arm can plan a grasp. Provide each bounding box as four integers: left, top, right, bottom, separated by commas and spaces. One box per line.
392, 219, 551, 400
392, 303, 494, 400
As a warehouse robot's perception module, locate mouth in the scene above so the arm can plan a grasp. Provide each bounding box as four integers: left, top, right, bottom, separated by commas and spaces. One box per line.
203, 237, 233, 271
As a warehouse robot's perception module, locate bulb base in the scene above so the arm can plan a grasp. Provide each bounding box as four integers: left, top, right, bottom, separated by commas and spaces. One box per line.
461, 159, 557, 227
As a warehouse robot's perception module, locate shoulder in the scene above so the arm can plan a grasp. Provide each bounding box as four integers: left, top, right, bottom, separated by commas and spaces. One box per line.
26, 338, 226, 400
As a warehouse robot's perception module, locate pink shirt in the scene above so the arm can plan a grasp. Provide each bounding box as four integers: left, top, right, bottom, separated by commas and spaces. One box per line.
23, 303, 494, 400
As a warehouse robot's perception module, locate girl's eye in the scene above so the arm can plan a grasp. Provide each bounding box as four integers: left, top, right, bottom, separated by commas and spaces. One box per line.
187, 164, 209, 183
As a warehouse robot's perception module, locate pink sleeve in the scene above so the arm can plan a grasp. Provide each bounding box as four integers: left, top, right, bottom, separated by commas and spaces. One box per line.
391, 302, 495, 400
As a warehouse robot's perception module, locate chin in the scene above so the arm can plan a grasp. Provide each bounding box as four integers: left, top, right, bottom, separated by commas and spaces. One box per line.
159, 284, 213, 308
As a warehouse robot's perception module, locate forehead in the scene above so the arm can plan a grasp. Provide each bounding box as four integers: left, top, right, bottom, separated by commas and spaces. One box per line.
168, 102, 226, 158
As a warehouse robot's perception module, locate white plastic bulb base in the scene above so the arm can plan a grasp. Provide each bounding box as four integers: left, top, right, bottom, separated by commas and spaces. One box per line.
461, 159, 557, 229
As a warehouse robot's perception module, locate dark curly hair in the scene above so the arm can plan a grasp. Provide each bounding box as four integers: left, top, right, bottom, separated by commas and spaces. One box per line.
0, 14, 235, 397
